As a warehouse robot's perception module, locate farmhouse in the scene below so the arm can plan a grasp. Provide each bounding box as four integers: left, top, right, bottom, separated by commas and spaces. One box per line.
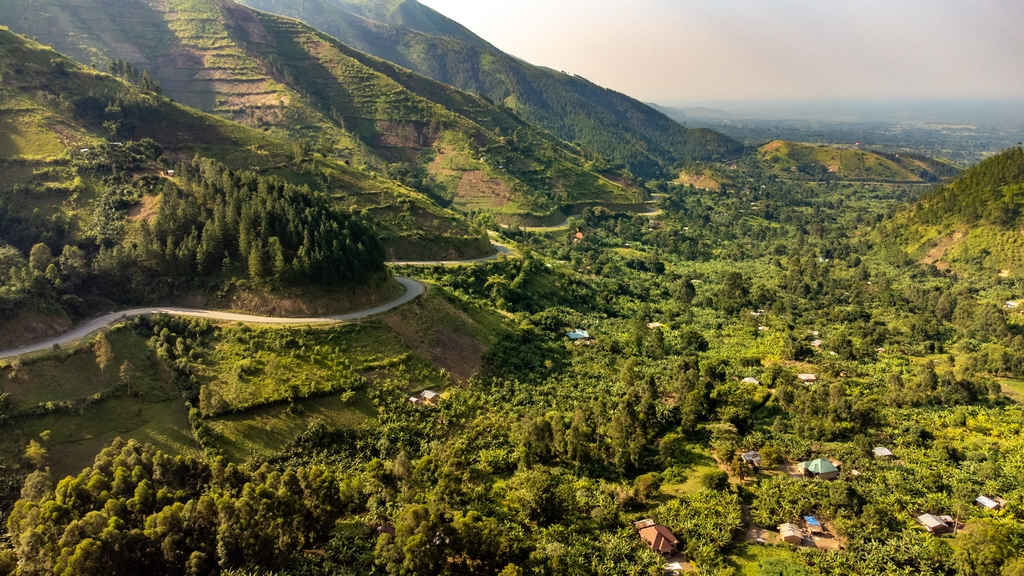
778, 523, 803, 545
917, 514, 953, 534
634, 519, 679, 556
741, 450, 762, 468
799, 458, 839, 480
976, 496, 1008, 510
872, 447, 894, 459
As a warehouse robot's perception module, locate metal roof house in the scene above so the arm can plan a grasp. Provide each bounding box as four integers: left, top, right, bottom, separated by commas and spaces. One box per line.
567, 329, 590, 340
797, 374, 818, 383
741, 451, 762, 468
779, 523, 803, 544
873, 447, 894, 458
634, 519, 679, 556
918, 513, 953, 534
977, 496, 1008, 510
799, 458, 839, 480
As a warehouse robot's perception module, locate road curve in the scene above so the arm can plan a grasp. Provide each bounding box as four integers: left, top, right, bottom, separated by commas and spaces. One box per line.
0, 277, 425, 361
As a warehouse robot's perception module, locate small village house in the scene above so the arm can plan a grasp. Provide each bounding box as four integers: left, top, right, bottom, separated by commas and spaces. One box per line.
778, 523, 803, 545
741, 450, 762, 469
797, 374, 818, 383
918, 513, 953, 534
567, 329, 590, 341
741, 377, 760, 385
873, 447, 894, 459
420, 390, 441, 405
977, 496, 1008, 511
799, 458, 839, 480
634, 519, 679, 557
804, 516, 824, 535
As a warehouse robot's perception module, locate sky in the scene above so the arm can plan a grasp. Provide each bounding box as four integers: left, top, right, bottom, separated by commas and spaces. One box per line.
417, 0, 1024, 107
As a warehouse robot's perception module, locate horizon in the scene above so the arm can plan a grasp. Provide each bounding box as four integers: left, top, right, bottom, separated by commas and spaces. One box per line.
418, 0, 1024, 106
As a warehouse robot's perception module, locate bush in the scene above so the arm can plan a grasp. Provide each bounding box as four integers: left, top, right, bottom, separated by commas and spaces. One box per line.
700, 469, 730, 492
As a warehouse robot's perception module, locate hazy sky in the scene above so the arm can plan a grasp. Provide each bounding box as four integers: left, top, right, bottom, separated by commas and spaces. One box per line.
417, 0, 1024, 106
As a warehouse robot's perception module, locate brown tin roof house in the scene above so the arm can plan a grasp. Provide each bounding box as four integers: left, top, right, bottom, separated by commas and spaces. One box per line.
634, 519, 679, 556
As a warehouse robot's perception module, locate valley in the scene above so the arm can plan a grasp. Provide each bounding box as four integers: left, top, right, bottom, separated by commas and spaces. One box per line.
0, 1, 1022, 575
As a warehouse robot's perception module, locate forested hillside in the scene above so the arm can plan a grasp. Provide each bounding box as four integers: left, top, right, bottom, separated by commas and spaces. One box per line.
0, 0, 642, 220
236, 0, 744, 178
6, 146, 1024, 574
882, 146, 1024, 276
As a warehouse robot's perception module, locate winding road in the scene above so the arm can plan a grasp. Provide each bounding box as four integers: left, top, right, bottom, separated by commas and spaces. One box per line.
0, 277, 427, 361
0, 237, 524, 360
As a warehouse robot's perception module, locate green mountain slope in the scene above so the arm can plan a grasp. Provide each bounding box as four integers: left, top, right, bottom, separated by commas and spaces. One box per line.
882, 146, 1024, 276
233, 0, 744, 178
0, 0, 640, 220
758, 140, 959, 182
330, 0, 494, 49
0, 26, 487, 266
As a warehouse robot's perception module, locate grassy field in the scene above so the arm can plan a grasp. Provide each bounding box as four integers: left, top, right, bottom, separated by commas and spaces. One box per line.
204, 392, 374, 464
194, 321, 413, 416
1, 327, 172, 410
0, 326, 196, 478
15, 394, 196, 478
731, 543, 817, 575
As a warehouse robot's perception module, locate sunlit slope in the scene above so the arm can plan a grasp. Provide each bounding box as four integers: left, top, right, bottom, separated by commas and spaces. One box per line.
881, 146, 1024, 276
759, 140, 959, 182
0, 0, 641, 218
238, 0, 745, 178
0, 27, 488, 259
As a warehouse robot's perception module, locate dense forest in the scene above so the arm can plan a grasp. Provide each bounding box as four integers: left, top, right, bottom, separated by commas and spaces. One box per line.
0, 148, 386, 321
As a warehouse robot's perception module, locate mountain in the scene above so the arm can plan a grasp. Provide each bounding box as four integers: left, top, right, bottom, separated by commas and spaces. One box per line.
757, 140, 959, 182
329, 0, 495, 49
0, 0, 641, 222
231, 0, 744, 178
0, 25, 489, 272
883, 146, 1024, 276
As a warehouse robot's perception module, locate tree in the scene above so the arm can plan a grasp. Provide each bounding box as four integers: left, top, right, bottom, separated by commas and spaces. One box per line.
120, 360, 136, 397
94, 332, 114, 377
23, 439, 47, 469
28, 243, 53, 273
954, 519, 1020, 576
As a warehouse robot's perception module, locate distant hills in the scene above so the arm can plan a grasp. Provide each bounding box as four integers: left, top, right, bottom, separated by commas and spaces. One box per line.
0, 0, 645, 222
884, 146, 1024, 277
233, 0, 743, 177
757, 140, 959, 183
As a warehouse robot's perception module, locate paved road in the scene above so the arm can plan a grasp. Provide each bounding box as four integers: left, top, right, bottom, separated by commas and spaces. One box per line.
389, 240, 513, 266
0, 277, 426, 361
